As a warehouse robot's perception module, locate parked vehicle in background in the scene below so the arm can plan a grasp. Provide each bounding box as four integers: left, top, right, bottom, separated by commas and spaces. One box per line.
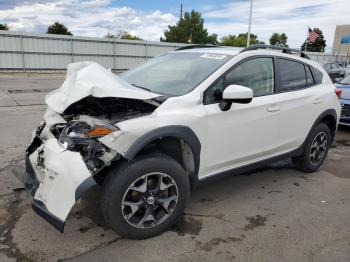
345, 64, 350, 77
336, 74, 350, 126
323, 63, 346, 82
17, 45, 341, 239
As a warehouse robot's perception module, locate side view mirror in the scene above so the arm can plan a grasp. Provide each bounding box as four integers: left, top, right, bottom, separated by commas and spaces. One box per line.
219, 85, 253, 111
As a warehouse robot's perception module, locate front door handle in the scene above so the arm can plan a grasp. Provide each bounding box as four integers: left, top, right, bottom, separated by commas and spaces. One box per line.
313, 98, 322, 104
267, 105, 280, 112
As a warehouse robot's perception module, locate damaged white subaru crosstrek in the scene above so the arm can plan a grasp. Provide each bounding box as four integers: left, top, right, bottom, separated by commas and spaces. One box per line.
19, 45, 341, 239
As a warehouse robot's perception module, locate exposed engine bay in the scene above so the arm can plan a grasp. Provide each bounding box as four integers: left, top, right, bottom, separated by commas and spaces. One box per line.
48, 96, 163, 174
62, 96, 161, 123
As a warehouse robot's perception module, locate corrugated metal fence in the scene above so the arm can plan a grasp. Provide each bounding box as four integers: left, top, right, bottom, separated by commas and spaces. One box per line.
0, 31, 184, 72
307, 52, 350, 66
1, 31, 349, 72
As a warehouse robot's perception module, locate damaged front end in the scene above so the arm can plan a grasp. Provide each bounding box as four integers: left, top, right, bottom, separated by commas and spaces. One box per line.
19, 62, 164, 232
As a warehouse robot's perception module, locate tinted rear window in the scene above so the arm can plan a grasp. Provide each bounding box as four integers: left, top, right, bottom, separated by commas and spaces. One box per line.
277, 58, 306, 92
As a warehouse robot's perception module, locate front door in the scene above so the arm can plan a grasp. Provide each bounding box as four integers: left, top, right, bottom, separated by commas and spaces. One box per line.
200, 57, 281, 177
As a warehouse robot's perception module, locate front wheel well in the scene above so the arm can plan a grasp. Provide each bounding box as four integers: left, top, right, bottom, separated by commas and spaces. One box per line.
135, 137, 198, 190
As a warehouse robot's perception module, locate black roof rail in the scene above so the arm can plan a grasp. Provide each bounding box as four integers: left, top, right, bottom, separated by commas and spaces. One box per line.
175, 44, 219, 51
240, 44, 310, 59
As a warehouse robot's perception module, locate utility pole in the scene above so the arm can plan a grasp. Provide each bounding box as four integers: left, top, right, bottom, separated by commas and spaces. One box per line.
247, 0, 253, 47
180, 3, 183, 20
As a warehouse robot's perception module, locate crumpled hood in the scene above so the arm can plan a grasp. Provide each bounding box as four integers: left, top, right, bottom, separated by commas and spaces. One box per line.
46, 62, 159, 113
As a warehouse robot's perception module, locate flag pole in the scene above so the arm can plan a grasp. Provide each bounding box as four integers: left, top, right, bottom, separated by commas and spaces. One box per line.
304, 26, 308, 52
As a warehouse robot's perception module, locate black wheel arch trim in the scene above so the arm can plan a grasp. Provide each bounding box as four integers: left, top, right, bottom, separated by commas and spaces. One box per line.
123, 125, 201, 188
306, 109, 337, 145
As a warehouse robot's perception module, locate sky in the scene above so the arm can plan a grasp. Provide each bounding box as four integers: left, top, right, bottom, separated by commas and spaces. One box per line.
0, 0, 349, 50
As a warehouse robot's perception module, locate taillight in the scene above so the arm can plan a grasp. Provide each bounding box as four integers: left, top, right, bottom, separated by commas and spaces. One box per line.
335, 88, 342, 99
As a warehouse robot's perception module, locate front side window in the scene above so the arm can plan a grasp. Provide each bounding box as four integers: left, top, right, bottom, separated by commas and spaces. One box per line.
122, 52, 231, 96
204, 57, 274, 103
276, 58, 306, 92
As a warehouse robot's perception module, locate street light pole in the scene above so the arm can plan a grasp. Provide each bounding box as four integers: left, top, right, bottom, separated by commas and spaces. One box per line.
247, 0, 253, 47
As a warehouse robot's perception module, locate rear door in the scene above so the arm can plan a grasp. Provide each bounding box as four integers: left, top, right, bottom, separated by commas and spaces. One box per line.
271, 58, 323, 150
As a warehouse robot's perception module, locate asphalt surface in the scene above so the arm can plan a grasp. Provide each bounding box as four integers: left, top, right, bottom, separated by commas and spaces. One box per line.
0, 75, 350, 262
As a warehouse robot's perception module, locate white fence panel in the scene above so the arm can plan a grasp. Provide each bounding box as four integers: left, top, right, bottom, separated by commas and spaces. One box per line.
0, 31, 184, 71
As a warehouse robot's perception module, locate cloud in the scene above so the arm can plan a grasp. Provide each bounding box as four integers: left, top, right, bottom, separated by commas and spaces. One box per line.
0, 0, 177, 41
0, 0, 57, 9
203, 0, 350, 49
0, 0, 348, 48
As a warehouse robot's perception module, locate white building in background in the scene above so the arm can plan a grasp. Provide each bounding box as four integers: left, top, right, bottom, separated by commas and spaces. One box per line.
333, 25, 350, 55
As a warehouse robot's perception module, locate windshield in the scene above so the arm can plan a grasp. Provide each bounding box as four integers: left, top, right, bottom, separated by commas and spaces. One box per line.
340, 74, 350, 85
122, 52, 232, 96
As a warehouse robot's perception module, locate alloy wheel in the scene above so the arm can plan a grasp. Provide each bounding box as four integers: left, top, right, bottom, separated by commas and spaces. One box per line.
121, 172, 178, 229
309, 131, 328, 165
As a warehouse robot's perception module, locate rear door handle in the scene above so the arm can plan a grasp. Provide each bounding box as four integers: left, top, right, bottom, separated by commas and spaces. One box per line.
313, 98, 322, 104
267, 105, 280, 112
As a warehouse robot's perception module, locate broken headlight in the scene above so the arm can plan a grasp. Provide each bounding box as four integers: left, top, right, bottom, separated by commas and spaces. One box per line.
50, 121, 119, 173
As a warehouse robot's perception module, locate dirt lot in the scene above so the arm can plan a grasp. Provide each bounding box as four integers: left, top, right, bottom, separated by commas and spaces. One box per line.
1, 75, 350, 262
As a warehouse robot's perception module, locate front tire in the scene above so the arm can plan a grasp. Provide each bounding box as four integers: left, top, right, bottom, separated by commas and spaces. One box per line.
292, 122, 331, 172
101, 153, 190, 239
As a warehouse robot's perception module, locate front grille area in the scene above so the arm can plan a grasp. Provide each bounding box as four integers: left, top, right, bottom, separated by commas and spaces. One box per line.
341, 104, 350, 117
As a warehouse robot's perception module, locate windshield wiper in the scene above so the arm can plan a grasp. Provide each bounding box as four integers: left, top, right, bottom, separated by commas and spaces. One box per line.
131, 83, 152, 92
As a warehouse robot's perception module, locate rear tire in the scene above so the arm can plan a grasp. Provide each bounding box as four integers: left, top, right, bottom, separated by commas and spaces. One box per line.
101, 152, 190, 239
292, 122, 331, 172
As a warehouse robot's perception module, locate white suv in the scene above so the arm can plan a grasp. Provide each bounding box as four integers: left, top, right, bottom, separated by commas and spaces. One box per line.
19, 45, 341, 239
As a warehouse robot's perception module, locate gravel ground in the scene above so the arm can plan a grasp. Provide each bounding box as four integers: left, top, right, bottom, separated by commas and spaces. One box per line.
0, 75, 349, 262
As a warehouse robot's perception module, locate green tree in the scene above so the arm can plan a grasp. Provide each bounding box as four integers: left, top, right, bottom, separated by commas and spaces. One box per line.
47, 22, 72, 35
163, 10, 217, 44
220, 33, 264, 47
300, 28, 326, 52
106, 30, 142, 40
269, 32, 288, 47
0, 23, 9, 30
207, 33, 218, 45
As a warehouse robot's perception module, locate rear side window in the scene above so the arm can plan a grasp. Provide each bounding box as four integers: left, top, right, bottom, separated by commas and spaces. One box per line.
305, 65, 315, 87
312, 68, 323, 84
276, 58, 306, 92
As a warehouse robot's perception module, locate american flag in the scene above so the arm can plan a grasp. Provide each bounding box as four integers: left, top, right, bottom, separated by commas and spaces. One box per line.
308, 28, 320, 43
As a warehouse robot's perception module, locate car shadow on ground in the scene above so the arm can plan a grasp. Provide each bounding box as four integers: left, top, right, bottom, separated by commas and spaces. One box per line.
76, 158, 295, 234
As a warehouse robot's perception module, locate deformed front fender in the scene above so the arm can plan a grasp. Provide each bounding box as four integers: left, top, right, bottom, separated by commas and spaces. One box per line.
101, 125, 202, 187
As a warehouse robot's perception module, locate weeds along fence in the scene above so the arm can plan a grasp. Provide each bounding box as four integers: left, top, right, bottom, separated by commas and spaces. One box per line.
0, 31, 184, 72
